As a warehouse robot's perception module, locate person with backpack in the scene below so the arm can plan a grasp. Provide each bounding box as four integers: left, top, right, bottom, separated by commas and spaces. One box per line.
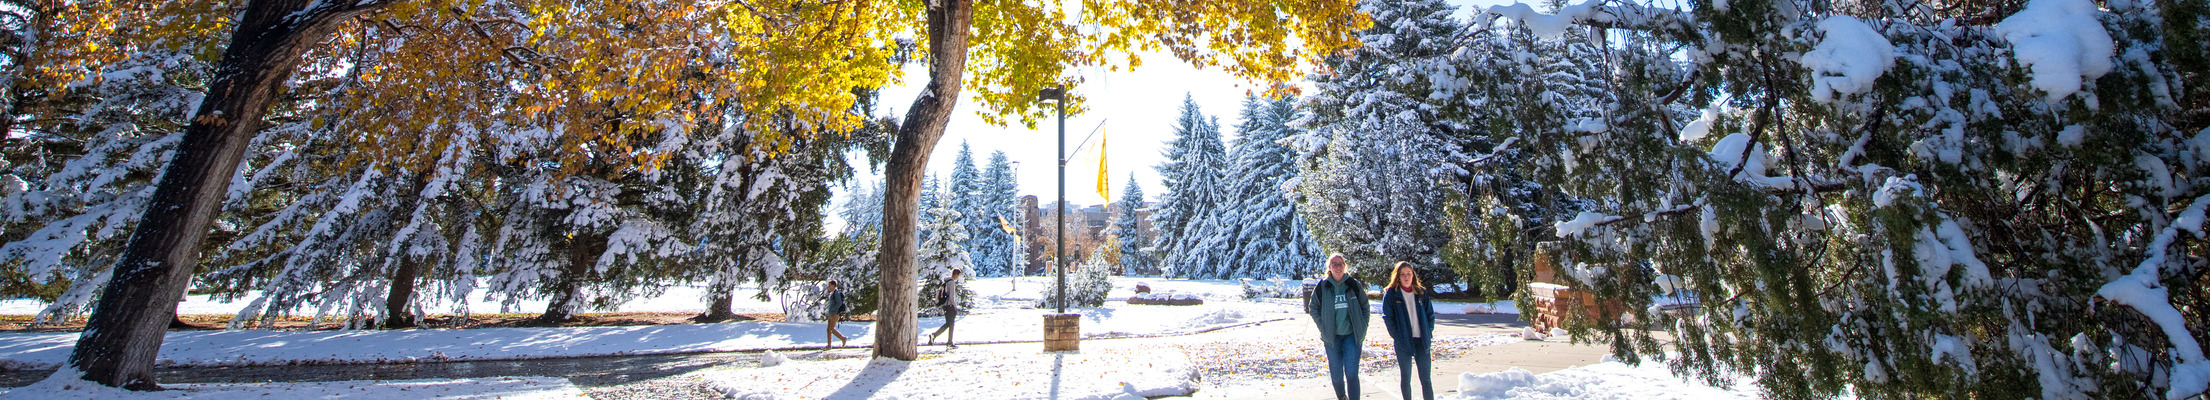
1307, 254, 1370, 400
926, 268, 964, 348
1382, 261, 1437, 400
823, 280, 849, 349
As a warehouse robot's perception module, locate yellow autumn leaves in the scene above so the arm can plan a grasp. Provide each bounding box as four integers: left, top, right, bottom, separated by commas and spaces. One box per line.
38, 0, 1364, 178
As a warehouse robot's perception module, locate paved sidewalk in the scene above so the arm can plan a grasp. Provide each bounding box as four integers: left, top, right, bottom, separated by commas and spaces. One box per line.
1200, 313, 1612, 399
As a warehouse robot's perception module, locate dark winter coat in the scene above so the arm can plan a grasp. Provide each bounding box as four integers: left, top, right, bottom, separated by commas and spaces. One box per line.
1305, 276, 1370, 343
1381, 287, 1435, 342
826, 289, 847, 316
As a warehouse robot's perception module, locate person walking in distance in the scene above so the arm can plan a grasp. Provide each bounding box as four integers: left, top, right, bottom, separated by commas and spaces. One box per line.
1307, 254, 1370, 400
1382, 262, 1436, 400
823, 280, 850, 349
926, 268, 964, 348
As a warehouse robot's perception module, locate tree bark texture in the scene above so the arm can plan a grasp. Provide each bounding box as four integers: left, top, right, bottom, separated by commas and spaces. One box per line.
874, 0, 972, 361
382, 258, 420, 329
536, 234, 608, 324
694, 294, 738, 322
66, 0, 381, 390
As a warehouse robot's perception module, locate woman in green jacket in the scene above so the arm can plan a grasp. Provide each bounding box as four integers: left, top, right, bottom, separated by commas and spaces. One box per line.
1307, 254, 1370, 400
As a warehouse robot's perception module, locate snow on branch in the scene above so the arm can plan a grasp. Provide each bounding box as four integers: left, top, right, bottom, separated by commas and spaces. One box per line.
2096, 193, 2210, 400
1994, 0, 2115, 104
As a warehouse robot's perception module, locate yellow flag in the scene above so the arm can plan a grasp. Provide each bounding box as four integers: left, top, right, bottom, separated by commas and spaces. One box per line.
1094, 134, 1108, 200
997, 214, 1018, 235
1072, 123, 1110, 201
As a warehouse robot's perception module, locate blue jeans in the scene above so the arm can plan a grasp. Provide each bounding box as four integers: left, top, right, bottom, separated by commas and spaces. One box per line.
1393, 336, 1434, 400
1323, 334, 1361, 400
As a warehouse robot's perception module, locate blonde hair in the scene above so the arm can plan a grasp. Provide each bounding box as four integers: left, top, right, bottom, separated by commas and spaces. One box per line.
1387, 261, 1425, 294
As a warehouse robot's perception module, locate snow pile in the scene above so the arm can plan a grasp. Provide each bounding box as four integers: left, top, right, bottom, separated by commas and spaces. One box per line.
1451, 361, 1796, 399
1458, 367, 1543, 399
0, 369, 583, 399
1184, 308, 1251, 329
1132, 291, 1206, 302
704, 351, 1200, 400
1486, 0, 1607, 40
759, 349, 788, 367
1995, 0, 2115, 103
1708, 133, 1798, 189
1802, 16, 1896, 103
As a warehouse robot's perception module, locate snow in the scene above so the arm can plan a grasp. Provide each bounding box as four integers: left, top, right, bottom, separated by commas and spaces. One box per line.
1707, 133, 1798, 189
1995, 0, 2115, 103
1451, 360, 1827, 400
2096, 194, 2210, 399
1802, 16, 1896, 103
1487, 0, 1606, 40
0, 278, 1332, 370
1678, 101, 1723, 142
0, 369, 582, 399
1553, 211, 1619, 237
1872, 175, 1924, 208
2056, 124, 2087, 147
707, 351, 1199, 400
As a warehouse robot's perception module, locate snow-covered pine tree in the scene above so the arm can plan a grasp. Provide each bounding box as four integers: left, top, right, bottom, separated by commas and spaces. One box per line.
1221, 94, 1325, 279
1427, 0, 1612, 299
685, 112, 879, 321
0, 47, 210, 325
916, 207, 974, 315
841, 182, 888, 237
1112, 174, 1160, 276
1289, 0, 1469, 281
967, 151, 1024, 277
1467, 0, 2210, 398
1151, 95, 1232, 278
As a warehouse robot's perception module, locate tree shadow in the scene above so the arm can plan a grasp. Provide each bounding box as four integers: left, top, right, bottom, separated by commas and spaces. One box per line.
824, 358, 910, 400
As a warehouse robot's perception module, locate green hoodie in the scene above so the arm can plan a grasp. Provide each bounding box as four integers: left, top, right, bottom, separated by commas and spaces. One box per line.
1306, 276, 1370, 342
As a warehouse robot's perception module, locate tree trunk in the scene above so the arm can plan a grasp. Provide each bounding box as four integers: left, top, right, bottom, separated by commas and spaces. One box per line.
874, 0, 973, 361
535, 234, 607, 325
65, 0, 381, 390
382, 257, 420, 329
693, 294, 738, 323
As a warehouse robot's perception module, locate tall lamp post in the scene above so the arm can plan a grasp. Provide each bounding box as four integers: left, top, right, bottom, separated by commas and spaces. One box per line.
1040, 85, 1067, 315
1039, 85, 1078, 352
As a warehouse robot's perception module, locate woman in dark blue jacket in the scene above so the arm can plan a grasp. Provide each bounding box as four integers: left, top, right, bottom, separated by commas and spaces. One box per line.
1381, 261, 1436, 400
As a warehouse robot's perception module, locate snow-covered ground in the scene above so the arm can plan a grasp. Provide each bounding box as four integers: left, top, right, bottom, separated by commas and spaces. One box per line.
1454, 360, 1852, 400
0, 277, 1513, 370
0, 373, 584, 399
712, 349, 1200, 399
0, 276, 1514, 317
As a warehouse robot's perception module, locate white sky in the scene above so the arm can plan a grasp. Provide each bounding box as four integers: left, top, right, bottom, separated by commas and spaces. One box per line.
838, 0, 1519, 219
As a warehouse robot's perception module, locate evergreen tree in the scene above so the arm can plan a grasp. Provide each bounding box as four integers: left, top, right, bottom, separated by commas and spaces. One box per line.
1111, 174, 1159, 276
967, 151, 1024, 277
1290, 0, 1468, 281
1151, 95, 1231, 278
1220, 95, 1324, 279
916, 207, 973, 314
1457, 0, 2210, 398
